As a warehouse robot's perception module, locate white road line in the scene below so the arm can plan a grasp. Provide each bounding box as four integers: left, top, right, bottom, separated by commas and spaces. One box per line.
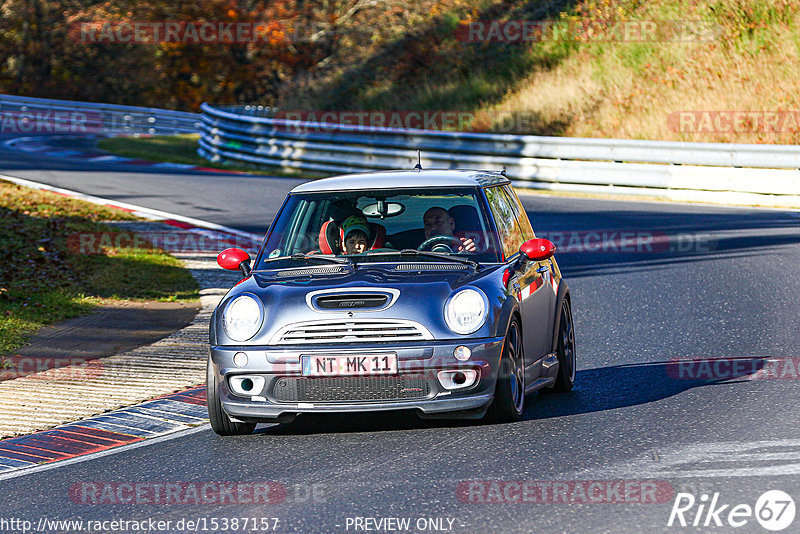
1, 136, 38, 149
0, 425, 210, 482
151, 162, 196, 169
88, 155, 128, 162
576, 439, 800, 479
0, 173, 261, 241
515, 183, 800, 213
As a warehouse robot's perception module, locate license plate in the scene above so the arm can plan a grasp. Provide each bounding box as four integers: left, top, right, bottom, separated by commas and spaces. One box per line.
301, 353, 398, 377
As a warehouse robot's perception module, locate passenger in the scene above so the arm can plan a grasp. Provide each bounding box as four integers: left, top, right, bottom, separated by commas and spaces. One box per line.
422, 207, 476, 252
341, 215, 370, 254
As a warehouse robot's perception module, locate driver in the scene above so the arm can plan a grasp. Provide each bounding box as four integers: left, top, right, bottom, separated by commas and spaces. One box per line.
422, 207, 476, 252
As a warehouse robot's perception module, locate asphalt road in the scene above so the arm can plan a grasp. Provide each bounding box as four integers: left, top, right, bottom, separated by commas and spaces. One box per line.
0, 135, 304, 234
2, 138, 800, 533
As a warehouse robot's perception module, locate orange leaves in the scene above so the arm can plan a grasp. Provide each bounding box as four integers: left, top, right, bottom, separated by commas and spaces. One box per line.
255, 21, 291, 46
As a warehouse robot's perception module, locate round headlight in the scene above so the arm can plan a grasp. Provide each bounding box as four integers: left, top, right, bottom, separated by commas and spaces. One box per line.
222, 295, 263, 341
445, 288, 488, 335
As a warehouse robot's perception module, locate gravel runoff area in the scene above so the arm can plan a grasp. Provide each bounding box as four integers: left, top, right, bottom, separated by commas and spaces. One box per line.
0, 221, 241, 438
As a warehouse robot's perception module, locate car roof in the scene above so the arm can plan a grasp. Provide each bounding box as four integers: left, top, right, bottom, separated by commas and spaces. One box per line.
290, 169, 511, 193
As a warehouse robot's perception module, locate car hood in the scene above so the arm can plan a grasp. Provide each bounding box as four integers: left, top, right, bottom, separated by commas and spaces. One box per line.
214, 264, 504, 344
251, 264, 485, 289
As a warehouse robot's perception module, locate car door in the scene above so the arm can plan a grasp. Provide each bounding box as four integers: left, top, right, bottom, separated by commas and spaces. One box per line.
485, 186, 553, 380
504, 185, 557, 353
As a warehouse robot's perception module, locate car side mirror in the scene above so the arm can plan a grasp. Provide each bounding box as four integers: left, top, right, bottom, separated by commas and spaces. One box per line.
217, 248, 252, 276
519, 238, 556, 262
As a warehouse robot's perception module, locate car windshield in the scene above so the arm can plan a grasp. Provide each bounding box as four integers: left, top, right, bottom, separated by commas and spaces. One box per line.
255, 188, 501, 269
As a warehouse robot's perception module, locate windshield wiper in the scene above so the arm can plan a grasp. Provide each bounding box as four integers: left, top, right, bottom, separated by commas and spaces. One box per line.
365, 249, 478, 268
262, 253, 353, 266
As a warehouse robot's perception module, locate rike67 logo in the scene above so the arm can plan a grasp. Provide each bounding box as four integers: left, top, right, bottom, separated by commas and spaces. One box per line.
668, 490, 795, 531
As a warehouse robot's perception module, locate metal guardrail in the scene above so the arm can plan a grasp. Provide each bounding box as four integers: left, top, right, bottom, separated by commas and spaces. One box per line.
0, 94, 201, 135
3, 95, 798, 200
198, 103, 800, 198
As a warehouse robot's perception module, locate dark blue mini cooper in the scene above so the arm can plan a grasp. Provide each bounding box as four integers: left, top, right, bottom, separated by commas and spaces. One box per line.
208, 169, 575, 435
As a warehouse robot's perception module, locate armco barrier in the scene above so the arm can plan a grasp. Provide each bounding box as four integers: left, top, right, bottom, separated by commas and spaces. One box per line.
3, 95, 799, 202
0, 94, 201, 135
198, 103, 800, 201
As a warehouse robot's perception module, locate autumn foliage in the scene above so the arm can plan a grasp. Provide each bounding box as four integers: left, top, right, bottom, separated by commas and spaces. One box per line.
0, 0, 417, 110
2, 0, 800, 142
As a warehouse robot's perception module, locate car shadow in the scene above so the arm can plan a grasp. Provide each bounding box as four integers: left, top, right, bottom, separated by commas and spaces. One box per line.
525, 357, 773, 420
253, 357, 772, 435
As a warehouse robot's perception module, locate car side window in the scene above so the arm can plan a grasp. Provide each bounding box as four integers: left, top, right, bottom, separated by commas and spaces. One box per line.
502, 185, 535, 241
485, 186, 525, 260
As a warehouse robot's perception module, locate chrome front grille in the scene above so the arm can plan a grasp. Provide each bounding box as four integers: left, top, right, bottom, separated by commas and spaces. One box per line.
270, 319, 432, 345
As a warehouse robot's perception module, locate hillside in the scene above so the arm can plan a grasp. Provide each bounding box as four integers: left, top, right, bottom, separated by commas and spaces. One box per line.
1, 0, 797, 143
282, 0, 800, 144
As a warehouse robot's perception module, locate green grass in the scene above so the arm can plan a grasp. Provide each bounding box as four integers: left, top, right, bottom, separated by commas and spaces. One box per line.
98, 134, 316, 178
0, 181, 199, 359
99, 134, 208, 167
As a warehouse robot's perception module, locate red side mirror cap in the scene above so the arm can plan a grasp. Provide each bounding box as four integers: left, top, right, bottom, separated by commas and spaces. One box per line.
217, 248, 251, 271
519, 238, 556, 262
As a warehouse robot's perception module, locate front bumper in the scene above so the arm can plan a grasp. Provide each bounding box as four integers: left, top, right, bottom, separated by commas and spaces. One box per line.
210, 337, 504, 421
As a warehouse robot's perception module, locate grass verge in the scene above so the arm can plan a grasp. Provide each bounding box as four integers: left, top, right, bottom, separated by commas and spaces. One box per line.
0, 180, 199, 361
98, 134, 316, 178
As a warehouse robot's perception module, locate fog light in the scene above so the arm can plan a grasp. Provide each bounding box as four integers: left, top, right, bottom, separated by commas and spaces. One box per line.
437, 369, 478, 390
233, 352, 248, 367
229, 375, 265, 397
453, 345, 471, 361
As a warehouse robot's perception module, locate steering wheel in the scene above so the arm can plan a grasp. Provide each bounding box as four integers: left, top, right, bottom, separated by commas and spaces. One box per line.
418, 235, 464, 253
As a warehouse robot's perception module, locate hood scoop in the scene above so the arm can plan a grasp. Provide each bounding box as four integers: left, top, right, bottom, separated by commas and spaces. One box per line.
307, 288, 399, 312
316, 294, 388, 309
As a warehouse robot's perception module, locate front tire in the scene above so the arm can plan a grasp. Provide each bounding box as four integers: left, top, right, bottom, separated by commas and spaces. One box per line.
486, 318, 525, 423
207, 358, 256, 436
